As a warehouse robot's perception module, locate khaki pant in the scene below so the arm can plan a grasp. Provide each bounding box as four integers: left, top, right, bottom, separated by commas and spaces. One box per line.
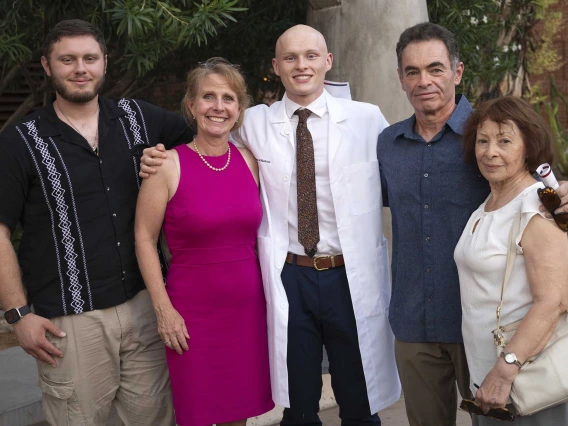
395, 339, 472, 426
37, 289, 175, 426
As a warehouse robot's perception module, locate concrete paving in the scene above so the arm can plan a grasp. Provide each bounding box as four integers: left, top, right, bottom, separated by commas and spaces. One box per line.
1, 344, 471, 426
29, 397, 472, 426
0, 347, 43, 426
320, 397, 472, 426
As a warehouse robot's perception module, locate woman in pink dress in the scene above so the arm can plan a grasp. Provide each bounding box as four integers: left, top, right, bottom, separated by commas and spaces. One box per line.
135, 58, 274, 426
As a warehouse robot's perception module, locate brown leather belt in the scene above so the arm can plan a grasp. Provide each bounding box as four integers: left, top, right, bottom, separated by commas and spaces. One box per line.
285, 253, 345, 271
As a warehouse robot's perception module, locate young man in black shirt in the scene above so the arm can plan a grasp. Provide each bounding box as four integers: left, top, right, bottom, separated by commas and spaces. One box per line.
0, 19, 192, 425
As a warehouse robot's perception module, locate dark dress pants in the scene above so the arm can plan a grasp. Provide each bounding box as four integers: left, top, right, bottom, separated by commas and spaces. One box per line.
280, 259, 381, 426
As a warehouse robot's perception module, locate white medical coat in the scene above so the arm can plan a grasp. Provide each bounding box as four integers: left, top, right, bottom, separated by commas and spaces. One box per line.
232, 90, 401, 412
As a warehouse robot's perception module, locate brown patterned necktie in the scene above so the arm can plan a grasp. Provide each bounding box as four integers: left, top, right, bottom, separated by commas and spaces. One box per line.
295, 108, 319, 257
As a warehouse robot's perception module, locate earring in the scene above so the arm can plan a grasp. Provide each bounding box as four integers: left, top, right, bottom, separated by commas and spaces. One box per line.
236, 118, 239, 123
192, 114, 195, 119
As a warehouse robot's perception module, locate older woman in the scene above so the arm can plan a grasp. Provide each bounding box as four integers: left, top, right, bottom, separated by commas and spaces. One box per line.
454, 96, 568, 425
135, 58, 274, 426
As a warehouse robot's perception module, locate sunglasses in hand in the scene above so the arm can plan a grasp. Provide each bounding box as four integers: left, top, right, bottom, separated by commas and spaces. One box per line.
538, 187, 568, 232
460, 399, 516, 422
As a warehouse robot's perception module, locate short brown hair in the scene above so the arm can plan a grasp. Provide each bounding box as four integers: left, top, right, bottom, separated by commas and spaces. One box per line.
43, 19, 106, 60
181, 57, 251, 132
462, 96, 554, 173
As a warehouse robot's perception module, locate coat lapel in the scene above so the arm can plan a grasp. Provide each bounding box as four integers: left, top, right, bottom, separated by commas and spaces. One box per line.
326, 92, 347, 165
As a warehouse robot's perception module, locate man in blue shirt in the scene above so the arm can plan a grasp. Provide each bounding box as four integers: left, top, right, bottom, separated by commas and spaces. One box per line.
377, 22, 489, 425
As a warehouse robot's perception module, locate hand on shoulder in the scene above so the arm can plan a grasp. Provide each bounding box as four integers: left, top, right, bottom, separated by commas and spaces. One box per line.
139, 143, 168, 178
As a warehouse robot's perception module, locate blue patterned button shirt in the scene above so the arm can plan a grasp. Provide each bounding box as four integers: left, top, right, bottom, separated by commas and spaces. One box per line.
377, 95, 490, 343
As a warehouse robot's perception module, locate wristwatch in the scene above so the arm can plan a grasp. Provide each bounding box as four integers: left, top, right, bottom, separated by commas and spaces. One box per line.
3, 305, 32, 325
501, 351, 523, 368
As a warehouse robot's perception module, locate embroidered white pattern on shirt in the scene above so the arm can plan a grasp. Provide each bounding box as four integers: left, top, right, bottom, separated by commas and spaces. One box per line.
51, 139, 93, 311
23, 120, 86, 314
131, 99, 149, 143
118, 98, 145, 146
17, 126, 68, 315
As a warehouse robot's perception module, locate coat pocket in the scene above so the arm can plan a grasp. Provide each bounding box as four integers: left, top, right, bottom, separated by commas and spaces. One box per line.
344, 160, 381, 216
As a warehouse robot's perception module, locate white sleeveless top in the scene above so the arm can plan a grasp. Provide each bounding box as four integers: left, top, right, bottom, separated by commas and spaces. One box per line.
454, 182, 546, 394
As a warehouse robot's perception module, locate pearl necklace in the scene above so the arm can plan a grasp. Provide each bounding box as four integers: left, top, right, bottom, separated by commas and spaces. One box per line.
193, 139, 231, 172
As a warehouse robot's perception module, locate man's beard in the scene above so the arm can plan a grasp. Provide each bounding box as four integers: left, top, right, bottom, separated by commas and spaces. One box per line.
51, 74, 105, 103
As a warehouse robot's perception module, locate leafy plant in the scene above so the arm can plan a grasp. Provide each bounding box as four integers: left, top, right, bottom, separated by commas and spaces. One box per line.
534, 78, 568, 176
428, 0, 563, 103
0, 0, 248, 130
428, 0, 566, 177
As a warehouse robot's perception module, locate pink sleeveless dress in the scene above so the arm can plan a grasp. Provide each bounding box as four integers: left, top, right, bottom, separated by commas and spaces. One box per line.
163, 143, 274, 426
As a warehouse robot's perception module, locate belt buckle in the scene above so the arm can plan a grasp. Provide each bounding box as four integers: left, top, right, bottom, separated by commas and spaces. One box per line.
313, 255, 330, 271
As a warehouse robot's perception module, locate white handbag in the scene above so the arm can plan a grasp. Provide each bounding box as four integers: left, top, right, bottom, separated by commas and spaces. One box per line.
492, 208, 568, 416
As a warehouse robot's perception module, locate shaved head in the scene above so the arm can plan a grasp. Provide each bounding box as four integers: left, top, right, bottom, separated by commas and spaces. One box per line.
275, 25, 328, 57
272, 24, 332, 106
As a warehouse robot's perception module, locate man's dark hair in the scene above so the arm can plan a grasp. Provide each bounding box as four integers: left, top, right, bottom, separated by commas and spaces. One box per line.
42, 19, 107, 60
396, 22, 460, 73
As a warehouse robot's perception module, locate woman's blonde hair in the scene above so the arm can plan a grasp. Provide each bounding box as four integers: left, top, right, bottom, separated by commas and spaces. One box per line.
181, 57, 251, 132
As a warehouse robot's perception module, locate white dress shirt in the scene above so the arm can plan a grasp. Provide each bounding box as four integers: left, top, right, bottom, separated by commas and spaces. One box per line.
284, 92, 341, 256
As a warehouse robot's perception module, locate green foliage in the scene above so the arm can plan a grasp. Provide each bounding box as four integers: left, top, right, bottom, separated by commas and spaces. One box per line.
0, 0, 307, 131
0, 34, 32, 63
429, 0, 566, 176
534, 78, 568, 176
526, 2, 563, 75
0, 0, 257, 130
428, 0, 534, 102
0, 0, 247, 76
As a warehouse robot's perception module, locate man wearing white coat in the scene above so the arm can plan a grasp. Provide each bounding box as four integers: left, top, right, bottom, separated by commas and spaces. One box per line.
141, 25, 400, 425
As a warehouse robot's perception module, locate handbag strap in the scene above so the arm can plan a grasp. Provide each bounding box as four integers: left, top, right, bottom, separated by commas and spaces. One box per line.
496, 207, 522, 331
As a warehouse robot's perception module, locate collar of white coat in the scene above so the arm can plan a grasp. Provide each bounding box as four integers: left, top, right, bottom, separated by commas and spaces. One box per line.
270, 89, 347, 124
283, 90, 327, 119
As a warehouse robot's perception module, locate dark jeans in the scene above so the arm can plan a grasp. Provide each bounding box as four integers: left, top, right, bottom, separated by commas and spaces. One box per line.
280, 259, 381, 426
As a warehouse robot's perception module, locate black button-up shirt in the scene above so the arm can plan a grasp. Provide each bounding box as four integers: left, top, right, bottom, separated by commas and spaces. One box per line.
378, 95, 490, 343
0, 97, 192, 318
